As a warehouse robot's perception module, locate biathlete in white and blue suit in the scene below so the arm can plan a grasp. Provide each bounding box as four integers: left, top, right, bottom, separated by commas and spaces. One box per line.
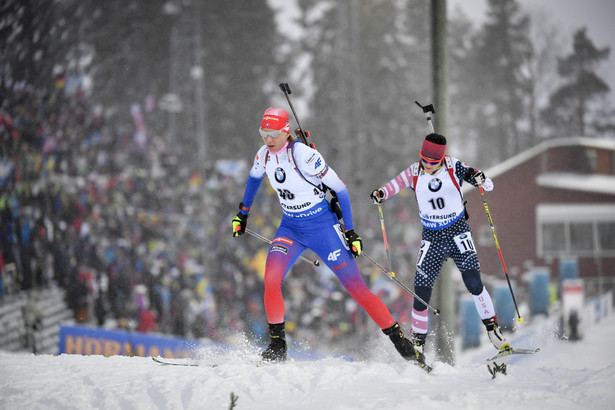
370, 133, 510, 356
232, 107, 427, 369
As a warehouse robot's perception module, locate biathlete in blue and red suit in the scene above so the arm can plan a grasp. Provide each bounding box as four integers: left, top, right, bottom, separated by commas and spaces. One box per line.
370, 133, 511, 357
232, 107, 427, 368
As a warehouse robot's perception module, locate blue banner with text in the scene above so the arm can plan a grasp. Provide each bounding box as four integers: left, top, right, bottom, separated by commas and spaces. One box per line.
58, 325, 206, 358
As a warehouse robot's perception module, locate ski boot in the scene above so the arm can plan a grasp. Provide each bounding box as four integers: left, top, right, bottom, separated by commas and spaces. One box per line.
383, 322, 430, 371
410, 331, 427, 354
483, 316, 511, 351
261, 322, 287, 362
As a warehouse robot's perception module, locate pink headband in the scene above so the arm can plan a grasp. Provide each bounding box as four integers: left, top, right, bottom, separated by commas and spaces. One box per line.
420, 139, 446, 160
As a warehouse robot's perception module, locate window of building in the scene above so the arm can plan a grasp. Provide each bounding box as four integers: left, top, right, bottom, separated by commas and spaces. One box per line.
598, 222, 615, 251
570, 222, 593, 251
542, 223, 566, 252
537, 204, 615, 257
585, 148, 597, 172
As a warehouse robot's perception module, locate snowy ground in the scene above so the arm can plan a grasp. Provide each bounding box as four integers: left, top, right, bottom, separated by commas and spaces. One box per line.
1, 314, 614, 410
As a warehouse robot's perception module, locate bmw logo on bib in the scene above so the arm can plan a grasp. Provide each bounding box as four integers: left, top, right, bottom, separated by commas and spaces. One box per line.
275, 167, 286, 183
428, 178, 442, 192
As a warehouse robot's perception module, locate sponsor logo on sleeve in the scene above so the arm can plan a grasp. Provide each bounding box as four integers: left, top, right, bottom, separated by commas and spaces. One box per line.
305, 153, 316, 165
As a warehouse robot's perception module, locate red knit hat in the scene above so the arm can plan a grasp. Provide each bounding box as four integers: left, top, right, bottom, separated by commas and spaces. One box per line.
420, 135, 446, 161
261, 107, 290, 132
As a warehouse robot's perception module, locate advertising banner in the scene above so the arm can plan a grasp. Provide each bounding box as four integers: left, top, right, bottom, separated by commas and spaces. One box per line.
59, 325, 206, 358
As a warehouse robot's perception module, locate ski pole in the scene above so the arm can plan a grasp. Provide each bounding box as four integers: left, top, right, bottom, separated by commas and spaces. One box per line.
245, 228, 320, 267
362, 252, 440, 316
279, 82, 314, 148
477, 184, 524, 323
335, 215, 439, 315
415, 101, 435, 133
377, 203, 394, 274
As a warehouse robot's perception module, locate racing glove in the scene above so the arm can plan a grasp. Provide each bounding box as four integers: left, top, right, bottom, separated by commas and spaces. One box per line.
232, 203, 249, 237
345, 229, 363, 258
370, 189, 385, 204
472, 169, 494, 191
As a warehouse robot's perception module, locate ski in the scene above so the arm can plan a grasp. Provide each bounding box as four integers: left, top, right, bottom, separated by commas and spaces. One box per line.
152, 357, 209, 367
486, 347, 540, 362
152, 356, 269, 367
418, 361, 433, 373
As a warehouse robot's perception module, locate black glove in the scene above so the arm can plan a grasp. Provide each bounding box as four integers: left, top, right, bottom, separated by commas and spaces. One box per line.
472, 170, 486, 186
232, 208, 249, 237
345, 229, 363, 258
370, 189, 384, 204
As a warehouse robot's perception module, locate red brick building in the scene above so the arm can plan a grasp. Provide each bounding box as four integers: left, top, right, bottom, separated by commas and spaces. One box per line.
463, 137, 615, 297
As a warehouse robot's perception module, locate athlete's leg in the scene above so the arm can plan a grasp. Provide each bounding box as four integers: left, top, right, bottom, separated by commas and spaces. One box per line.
448, 227, 496, 317
336, 257, 397, 329
306, 213, 424, 364
449, 225, 508, 349
309, 220, 396, 329
263, 224, 305, 324
411, 235, 446, 341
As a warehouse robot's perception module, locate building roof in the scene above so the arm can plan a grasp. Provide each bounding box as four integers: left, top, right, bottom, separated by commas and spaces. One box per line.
536, 173, 615, 195
462, 137, 615, 196
488, 137, 615, 178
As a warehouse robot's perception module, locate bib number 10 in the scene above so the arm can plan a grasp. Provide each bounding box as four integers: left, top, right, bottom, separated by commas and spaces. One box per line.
453, 232, 475, 254
429, 197, 445, 210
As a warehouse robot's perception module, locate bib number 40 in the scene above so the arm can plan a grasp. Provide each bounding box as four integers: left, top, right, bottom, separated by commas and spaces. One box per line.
277, 188, 295, 200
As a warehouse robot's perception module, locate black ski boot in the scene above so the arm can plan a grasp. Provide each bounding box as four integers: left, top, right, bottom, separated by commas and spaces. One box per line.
261, 322, 287, 362
410, 331, 427, 354
383, 322, 430, 371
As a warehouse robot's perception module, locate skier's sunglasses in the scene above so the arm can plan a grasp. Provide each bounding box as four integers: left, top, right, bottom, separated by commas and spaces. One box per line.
420, 153, 443, 165
259, 128, 284, 139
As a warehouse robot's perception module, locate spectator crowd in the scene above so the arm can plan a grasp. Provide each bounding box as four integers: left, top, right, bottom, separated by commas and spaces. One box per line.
0, 79, 420, 356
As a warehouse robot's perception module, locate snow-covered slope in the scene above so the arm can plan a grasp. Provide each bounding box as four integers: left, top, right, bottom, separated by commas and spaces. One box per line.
2, 313, 614, 410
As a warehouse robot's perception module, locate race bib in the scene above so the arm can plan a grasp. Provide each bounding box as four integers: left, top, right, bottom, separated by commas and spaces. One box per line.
454, 232, 476, 254
334, 224, 350, 250
417, 240, 431, 266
